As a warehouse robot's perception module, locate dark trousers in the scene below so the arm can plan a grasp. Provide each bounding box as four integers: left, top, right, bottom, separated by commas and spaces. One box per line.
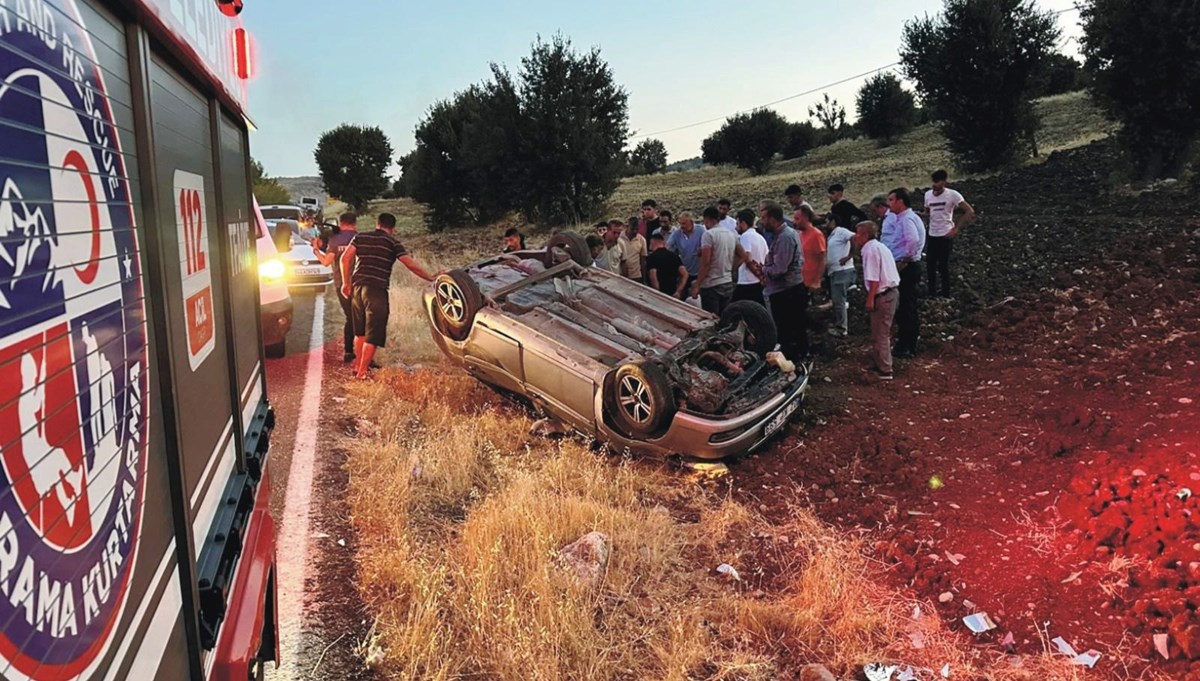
732, 283, 765, 307
897, 261, 922, 352
768, 284, 808, 360
337, 290, 354, 354
700, 282, 734, 315
926, 235, 953, 297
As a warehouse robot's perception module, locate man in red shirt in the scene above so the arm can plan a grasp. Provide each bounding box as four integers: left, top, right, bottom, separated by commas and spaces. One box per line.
795, 206, 827, 347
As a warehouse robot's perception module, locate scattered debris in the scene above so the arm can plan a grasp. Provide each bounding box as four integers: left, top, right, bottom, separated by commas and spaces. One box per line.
941, 663, 951, 677
1180, 398, 1194, 405
331, 396, 347, 403
958, 413, 971, 419
682, 461, 730, 479
1061, 570, 1083, 584
556, 532, 611, 589
938, 591, 954, 603
897, 666, 917, 681
715, 563, 741, 582
929, 475, 945, 490
864, 662, 897, 681
766, 351, 795, 374
1051, 636, 1102, 667
353, 417, 379, 437
962, 599, 976, 610
1178, 487, 1193, 501
311, 531, 330, 539
1001, 631, 1016, 651
963, 612, 997, 633
1154, 632, 1170, 660
945, 551, 965, 566
337, 538, 346, 547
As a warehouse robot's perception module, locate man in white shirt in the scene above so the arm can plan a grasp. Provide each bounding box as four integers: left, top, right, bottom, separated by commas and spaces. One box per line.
717, 198, 738, 231
923, 169, 976, 299
854, 220, 901, 379
826, 217, 858, 336
599, 220, 623, 275
732, 208, 769, 306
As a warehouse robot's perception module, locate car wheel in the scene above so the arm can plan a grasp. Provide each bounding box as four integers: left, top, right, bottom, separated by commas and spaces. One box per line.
720, 300, 777, 356
433, 269, 484, 341
610, 361, 675, 437
543, 231, 591, 269
264, 340, 286, 358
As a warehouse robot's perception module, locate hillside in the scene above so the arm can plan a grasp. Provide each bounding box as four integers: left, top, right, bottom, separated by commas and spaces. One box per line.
610, 91, 1115, 217
274, 175, 327, 204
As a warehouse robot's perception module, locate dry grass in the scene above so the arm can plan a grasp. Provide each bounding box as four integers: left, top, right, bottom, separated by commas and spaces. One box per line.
339, 365, 1089, 680
331, 89, 1119, 680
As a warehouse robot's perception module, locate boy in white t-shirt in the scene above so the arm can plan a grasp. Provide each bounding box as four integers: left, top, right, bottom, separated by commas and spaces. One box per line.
923, 169, 976, 298
854, 221, 901, 379
825, 215, 857, 336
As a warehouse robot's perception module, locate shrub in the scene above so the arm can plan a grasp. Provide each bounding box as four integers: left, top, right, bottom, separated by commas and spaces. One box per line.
856, 73, 917, 146
701, 109, 789, 174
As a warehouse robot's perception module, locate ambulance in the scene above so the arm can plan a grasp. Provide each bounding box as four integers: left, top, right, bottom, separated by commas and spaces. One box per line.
1, 0, 279, 678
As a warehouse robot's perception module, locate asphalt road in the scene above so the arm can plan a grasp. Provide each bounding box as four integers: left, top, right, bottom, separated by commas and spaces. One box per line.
263, 286, 376, 681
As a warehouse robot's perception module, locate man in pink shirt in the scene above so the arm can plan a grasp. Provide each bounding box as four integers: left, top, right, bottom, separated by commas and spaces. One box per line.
853, 220, 901, 380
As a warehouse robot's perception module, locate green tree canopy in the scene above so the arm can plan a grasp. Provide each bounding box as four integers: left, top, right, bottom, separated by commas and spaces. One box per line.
250, 157, 290, 205
900, 0, 1059, 170
629, 138, 668, 175
701, 110, 789, 174
313, 124, 393, 211
1081, 0, 1200, 180
856, 73, 917, 146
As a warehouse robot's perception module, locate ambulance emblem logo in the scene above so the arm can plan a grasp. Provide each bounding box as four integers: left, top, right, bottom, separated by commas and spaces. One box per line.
0, 0, 150, 678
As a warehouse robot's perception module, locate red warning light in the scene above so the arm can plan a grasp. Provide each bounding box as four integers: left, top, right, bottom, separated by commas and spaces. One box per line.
218, 0, 244, 17
233, 27, 253, 80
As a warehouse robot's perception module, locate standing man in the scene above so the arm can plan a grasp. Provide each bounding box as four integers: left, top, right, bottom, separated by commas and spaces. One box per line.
619, 216, 648, 281
597, 220, 624, 274
881, 188, 924, 357
751, 203, 807, 361
656, 209, 674, 240
784, 184, 814, 217
716, 198, 738, 231
825, 213, 857, 336
732, 208, 768, 305
313, 212, 358, 363
827, 183, 868, 228
854, 221, 901, 380
795, 205, 827, 338
693, 206, 744, 314
638, 199, 661, 238
667, 211, 706, 294
646, 233, 689, 299
503, 227, 526, 253
923, 169, 975, 298
340, 213, 434, 379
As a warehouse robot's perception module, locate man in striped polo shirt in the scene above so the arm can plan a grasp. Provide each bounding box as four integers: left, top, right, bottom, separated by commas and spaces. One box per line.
339, 213, 434, 378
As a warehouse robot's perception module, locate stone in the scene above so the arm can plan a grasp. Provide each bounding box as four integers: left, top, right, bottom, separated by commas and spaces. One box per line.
939, 591, 954, 603
799, 663, 836, 681
557, 531, 610, 589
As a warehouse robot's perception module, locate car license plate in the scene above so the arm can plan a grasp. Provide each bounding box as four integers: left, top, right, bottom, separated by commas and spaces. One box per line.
294, 266, 324, 276
764, 399, 800, 438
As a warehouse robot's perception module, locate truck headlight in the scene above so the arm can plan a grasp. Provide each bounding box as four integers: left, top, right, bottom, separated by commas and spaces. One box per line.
259, 258, 286, 281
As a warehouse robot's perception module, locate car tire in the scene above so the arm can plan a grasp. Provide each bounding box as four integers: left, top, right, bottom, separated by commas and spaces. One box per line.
543, 231, 591, 269
610, 361, 675, 437
433, 269, 484, 341
264, 340, 286, 358
720, 300, 777, 356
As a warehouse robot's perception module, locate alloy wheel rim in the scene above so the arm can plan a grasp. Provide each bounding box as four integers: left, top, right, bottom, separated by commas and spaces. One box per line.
618, 375, 653, 424
436, 280, 466, 322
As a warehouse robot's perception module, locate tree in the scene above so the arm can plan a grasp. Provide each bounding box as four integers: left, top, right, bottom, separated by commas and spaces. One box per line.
701, 109, 789, 174
900, 0, 1060, 171
505, 35, 629, 225
250, 157, 290, 205
808, 93, 848, 143
856, 73, 918, 145
313, 124, 393, 211
629, 138, 668, 175
1029, 52, 1085, 98
1081, 0, 1200, 180
780, 121, 819, 160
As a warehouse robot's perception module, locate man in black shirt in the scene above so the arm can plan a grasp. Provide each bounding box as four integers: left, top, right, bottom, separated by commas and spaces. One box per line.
827, 183, 868, 228
339, 213, 434, 378
646, 233, 688, 299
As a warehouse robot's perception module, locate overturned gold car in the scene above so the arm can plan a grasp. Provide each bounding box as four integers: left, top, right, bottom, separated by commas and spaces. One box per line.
424, 232, 810, 460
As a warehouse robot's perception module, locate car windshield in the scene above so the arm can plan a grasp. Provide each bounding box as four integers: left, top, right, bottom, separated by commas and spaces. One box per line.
262, 207, 303, 220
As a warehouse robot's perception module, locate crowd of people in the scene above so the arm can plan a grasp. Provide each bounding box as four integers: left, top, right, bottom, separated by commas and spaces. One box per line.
558, 170, 976, 380
313, 170, 975, 382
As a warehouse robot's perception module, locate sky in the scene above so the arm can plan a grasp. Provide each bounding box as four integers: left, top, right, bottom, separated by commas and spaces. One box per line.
242, 0, 1084, 178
